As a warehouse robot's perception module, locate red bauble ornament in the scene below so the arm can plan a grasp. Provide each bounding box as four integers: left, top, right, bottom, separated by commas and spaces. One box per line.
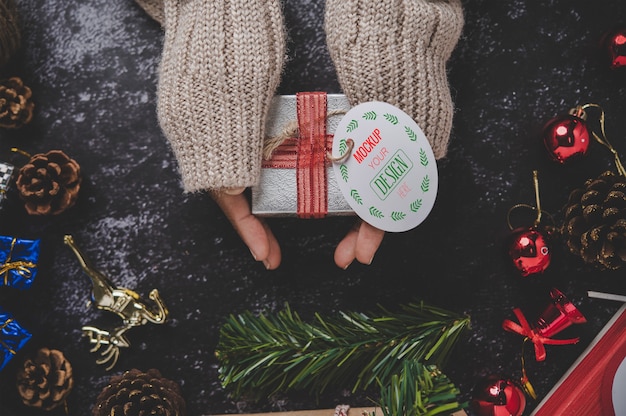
471, 376, 526, 416
602, 27, 626, 69
508, 227, 551, 277
542, 112, 590, 163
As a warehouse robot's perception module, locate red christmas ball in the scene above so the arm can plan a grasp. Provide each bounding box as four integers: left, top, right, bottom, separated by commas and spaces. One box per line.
542, 113, 590, 163
602, 27, 626, 69
471, 376, 526, 416
508, 227, 551, 277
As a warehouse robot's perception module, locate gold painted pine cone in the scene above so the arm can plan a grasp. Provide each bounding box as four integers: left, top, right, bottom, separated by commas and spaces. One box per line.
562, 170, 626, 270
93, 368, 186, 416
16, 150, 81, 215
0, 0, 21, 68
0, 77, 34, 129
16, 347, 74, 411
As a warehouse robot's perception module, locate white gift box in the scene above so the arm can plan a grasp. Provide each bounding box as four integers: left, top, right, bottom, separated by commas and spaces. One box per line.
251, 93, 355, 217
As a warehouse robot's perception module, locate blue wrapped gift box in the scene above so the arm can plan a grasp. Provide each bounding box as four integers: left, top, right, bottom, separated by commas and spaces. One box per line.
0, 235, 40, 290
0, 307, 32, 371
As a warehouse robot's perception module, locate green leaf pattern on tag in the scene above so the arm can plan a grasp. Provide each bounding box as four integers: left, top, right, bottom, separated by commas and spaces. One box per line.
346, 119, 358, 132
421, 175, 430, 193
419, 148, 429, 166
391, 211, 406, 221
340, 164, 349, 182
350, 189, 363, 205
362, 111, 377, 121
369, 206, 384, 218
410, 199, 422, 212
339, 138, 348, 156
383, 113, 399, 125
405, 126, 418, 141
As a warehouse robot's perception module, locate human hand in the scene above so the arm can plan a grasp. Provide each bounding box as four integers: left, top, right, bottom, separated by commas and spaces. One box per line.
210, 187, 281, 270
334, 220, 385, 270
212, 188, 384, 270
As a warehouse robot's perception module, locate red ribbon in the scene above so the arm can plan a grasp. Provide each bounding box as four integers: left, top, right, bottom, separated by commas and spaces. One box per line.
262, 92, 332, 218
502, 307, 580, 361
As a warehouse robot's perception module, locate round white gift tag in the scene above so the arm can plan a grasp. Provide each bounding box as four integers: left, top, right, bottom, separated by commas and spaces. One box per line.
331, 101, 438, 232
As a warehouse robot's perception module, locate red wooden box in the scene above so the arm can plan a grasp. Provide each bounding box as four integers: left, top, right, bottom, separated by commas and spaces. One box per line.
531, 304, 626, 416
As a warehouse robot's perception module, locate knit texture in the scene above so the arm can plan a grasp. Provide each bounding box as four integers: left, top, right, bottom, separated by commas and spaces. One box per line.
134, 0, 164, 25
156, 1, 285, 191
325, 0, 464, 160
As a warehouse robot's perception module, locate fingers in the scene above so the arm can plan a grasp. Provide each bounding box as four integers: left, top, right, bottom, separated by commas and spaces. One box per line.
211, 188, 282, 270
260, 220, 281, 270
334, 220, 385, 269
355, 221, 385, 264
213, 189, 384, 270
334, 222, 360, 269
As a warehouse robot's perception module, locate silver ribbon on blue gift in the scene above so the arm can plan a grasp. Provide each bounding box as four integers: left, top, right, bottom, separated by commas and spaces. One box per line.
0, 307, 32, 371
0, 235, 40, 290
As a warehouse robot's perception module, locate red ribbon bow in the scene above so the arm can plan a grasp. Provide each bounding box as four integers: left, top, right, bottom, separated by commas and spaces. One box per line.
502, 307, 580, 361
262, 92, 332, 218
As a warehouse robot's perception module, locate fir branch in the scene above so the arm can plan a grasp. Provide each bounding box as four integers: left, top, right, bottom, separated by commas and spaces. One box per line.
215, 302, 470, 399
374, 361, 467, 416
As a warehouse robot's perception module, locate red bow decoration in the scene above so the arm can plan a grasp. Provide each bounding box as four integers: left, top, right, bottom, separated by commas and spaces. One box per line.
502, 307, 580, 361
262, 92, 332, 218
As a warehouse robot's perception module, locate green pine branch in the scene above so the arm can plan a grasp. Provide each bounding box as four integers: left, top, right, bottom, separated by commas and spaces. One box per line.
371, 361, 467, 416
215, 302, 470, 400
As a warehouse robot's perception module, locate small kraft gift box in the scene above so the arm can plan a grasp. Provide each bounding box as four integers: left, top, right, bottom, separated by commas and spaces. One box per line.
0, 307, 32, 371
0, 235, 40, 290
252, 92, 355, 218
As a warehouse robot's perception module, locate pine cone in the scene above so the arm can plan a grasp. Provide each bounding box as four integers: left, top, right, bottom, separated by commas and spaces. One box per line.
16, 347, 74, 411
0, 77, 34, 128
16, 150, 81, 215
0, 0, 21, 68
93, 368, 186, 416
562, 170, 626, 270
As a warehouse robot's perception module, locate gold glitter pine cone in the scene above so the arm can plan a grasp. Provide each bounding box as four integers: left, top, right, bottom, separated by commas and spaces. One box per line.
0, 76, 34, 129
562, 170, 626, 270
16, 149, 81, 215
0, 0, 21, 68
16, 347, 74, 411
93, 368, 186, 416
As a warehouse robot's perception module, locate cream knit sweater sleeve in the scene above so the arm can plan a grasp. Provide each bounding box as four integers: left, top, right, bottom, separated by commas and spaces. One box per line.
152, 0, 285, 192
325, 0, 464, 160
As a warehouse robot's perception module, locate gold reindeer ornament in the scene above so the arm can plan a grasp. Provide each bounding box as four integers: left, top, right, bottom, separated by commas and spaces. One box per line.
64, 234, 169, 370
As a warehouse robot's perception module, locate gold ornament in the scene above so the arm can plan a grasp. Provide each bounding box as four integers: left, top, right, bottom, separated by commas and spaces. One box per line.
64, 235, 169, 370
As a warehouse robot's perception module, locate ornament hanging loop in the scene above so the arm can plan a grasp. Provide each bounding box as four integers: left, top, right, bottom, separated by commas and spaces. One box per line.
531, 170, 542, 226
578, 103, 626, 177
568, 105, 587, 120
507, 170, 553, 230
520, 338, 538, 400
9, 147, 31, 159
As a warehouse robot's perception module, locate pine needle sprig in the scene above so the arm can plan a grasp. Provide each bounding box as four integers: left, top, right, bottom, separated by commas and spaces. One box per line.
215, 302, 470, 399
372, 361, 467, 416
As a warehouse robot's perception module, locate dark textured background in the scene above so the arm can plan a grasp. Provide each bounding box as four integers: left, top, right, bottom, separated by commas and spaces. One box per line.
1, 0, 625, 415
